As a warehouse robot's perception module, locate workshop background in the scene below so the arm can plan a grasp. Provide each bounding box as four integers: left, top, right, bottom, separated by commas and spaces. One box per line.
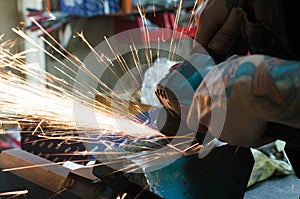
0, 0, 299, 198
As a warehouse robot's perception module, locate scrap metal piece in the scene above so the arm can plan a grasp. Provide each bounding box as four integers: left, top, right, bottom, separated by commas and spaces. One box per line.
0, 149, 115, 198
0, 148, 69, 193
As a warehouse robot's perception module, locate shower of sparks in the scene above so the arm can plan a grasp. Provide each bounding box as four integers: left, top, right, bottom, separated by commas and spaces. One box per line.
0, 0, 200, 181
0, 71, 113, 130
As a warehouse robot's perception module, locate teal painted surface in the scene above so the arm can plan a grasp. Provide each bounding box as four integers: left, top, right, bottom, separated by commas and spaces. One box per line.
145, 156, 196, 199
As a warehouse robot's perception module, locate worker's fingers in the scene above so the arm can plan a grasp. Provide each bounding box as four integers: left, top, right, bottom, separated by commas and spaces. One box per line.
208, 8, 243, 57
194, 0, 231, 47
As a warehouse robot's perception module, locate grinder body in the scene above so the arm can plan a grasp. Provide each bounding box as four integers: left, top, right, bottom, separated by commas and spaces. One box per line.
155, 53, 300, 177
155, 53, 214, 141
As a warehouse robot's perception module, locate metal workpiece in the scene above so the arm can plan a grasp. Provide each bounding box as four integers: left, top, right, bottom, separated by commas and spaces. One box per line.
0, 148, 69, 193
0, 149, 115, 199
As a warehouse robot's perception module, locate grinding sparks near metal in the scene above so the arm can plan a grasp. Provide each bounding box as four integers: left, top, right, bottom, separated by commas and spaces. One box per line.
1, 0, 200, 181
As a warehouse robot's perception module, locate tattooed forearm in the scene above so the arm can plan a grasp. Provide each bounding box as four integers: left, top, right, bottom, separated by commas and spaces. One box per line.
218, 54, 300, 127
254, 57, 300, 104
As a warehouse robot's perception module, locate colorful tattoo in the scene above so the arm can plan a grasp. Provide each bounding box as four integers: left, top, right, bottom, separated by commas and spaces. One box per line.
221, 56, 300, 105
223, 60, 256, 97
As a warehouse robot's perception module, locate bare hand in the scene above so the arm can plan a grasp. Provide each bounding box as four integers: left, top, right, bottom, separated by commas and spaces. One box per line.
194, 0, 247, 62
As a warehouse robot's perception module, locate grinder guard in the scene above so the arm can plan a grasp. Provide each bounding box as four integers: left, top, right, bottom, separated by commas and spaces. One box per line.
155, 53, 215, 140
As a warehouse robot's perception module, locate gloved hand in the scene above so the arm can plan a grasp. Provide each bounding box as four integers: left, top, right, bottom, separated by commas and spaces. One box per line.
187, 54, 300, 148
194, 0, 248, 63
